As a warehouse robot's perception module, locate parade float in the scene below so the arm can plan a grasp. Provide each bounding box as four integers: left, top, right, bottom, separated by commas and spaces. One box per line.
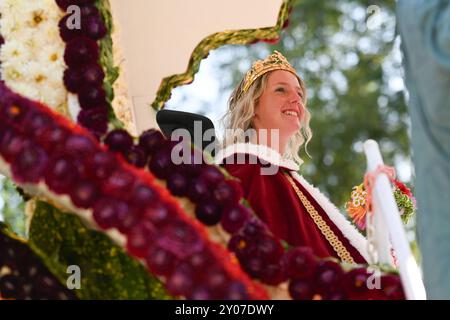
0, 0, 425, 300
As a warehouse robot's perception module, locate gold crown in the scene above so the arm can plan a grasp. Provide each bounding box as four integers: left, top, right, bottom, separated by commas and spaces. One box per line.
242, 50, 298, 93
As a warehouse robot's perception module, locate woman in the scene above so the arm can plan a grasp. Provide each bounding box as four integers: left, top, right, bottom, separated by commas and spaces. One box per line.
216, 51, 369, 264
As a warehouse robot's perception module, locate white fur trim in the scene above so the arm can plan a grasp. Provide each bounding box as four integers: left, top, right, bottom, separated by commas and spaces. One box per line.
290, 172, 370, 262
215, 142, 301, 171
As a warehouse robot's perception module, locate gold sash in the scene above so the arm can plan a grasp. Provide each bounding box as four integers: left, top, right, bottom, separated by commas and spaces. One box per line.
284, 173, 356, 264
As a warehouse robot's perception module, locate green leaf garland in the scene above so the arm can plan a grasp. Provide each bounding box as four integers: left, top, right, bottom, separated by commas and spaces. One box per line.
28, 201, 172, 300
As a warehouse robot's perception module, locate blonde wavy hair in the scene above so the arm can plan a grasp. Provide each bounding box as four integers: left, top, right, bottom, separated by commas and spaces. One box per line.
222, 71, 312, 165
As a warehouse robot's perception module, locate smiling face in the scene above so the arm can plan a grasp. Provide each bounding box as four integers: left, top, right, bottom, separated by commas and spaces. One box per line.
253, 70, 305, 144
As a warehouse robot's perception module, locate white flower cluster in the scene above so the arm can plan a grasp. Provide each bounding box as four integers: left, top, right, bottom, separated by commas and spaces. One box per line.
111, 21, 137, 136
350, 184, 367, 207
0, 0, 68, 112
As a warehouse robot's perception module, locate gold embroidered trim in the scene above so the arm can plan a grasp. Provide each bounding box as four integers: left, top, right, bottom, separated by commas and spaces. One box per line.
284, 173, 356, 264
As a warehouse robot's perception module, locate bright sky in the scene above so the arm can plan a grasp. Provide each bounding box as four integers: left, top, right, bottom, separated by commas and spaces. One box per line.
165, 48, 233, 141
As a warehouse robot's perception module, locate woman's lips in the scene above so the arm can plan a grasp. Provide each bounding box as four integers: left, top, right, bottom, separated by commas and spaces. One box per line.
282, 110, 299, 117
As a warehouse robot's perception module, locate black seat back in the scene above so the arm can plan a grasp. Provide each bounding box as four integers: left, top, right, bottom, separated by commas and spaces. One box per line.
156, 109, 217, 156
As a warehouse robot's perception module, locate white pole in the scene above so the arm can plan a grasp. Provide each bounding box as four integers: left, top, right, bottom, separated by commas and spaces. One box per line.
363, 139, 426, 300
372, 202, 393, 265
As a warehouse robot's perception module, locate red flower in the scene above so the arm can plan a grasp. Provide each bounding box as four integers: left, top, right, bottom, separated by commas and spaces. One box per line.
380, 275, 405, 300
314, 260, 344, 296
343, 267, 371, 299
393, 179, 413, 198
282, 247, 317, 279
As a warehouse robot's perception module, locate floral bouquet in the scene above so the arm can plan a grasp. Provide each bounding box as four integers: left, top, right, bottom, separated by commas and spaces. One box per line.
345, 179, 416, 230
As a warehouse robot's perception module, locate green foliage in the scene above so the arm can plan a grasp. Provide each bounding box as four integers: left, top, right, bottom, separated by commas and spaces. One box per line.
28, 201, 171, 300
394, 188, 415, 224
96, 0, 124, 129
0, 176, 27, 238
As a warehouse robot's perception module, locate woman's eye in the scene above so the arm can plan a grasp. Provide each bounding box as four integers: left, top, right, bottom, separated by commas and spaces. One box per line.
275, 87, 285, 93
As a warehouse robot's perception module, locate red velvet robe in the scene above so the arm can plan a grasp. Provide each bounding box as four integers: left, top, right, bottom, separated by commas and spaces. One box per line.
218, 144, 368, 264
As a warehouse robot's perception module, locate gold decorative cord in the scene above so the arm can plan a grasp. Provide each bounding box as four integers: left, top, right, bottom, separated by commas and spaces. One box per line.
284, 173, 356, 264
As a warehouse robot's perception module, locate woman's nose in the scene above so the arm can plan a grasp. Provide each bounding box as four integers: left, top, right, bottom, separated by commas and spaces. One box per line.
289, 92, 301, 107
